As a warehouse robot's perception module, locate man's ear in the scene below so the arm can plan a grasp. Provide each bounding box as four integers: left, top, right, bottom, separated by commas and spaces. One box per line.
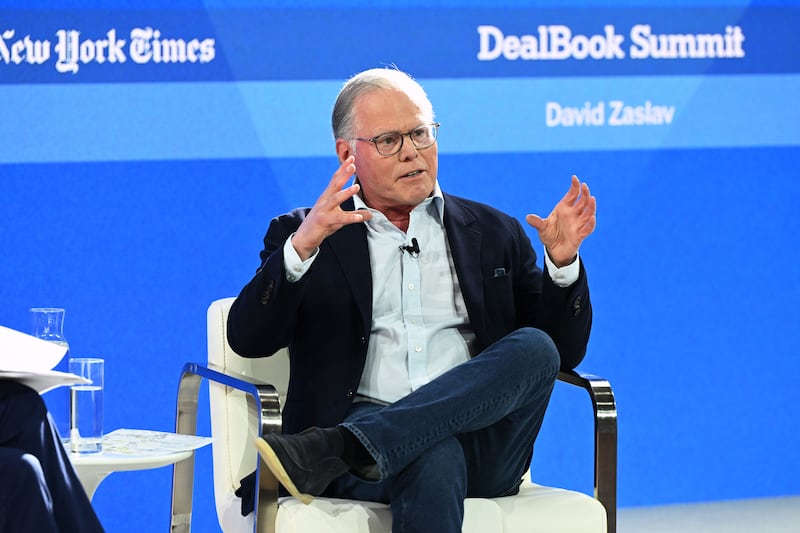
335, 138, 353, 163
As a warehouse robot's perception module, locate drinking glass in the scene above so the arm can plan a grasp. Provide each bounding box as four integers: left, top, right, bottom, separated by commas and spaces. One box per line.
69, 357, 104, 454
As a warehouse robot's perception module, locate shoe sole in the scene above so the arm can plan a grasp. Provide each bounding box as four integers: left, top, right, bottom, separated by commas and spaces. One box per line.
254, 437, 314, 505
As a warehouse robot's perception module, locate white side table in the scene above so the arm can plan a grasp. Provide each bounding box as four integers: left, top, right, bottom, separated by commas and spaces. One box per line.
68, 429, 211, 500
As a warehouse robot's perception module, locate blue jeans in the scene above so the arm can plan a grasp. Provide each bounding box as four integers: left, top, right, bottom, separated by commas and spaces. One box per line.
331, 327, 560, 533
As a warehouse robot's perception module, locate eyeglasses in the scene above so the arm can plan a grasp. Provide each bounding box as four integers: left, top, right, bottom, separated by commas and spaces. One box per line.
352, 122, 440, 157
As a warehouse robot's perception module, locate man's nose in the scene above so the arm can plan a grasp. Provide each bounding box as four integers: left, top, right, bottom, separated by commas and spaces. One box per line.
398, 134, 419, 159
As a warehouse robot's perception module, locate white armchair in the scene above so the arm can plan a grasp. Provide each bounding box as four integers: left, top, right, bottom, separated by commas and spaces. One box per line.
170, 297, 617, 533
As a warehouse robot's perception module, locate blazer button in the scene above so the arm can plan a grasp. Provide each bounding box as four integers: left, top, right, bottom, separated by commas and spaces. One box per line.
260, 280, 275, 305
572, 295, 582, 316
346, 389, 354, 399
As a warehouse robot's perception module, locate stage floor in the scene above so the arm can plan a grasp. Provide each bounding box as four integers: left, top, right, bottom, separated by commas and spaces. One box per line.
618, 495, 800, 533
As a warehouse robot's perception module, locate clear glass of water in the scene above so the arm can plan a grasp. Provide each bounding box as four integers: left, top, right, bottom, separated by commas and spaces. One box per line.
69, 357, 104, 454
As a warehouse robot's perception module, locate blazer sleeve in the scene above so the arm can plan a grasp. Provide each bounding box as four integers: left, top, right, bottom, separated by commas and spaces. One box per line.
509, 216, 592, 371
227, 210, 309, 358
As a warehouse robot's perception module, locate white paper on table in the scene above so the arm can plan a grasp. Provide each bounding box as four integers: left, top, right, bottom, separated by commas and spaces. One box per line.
0, 325, 87, 393
98, 429, 213, 457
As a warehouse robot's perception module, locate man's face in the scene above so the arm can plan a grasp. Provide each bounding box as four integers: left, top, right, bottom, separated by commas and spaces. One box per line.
336, 88, 438, 215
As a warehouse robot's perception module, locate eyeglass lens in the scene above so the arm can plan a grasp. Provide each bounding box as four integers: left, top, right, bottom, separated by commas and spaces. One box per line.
374, 124, 438, 156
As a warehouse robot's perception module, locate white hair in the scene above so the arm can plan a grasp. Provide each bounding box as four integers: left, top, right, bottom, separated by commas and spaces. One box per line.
331, 67, 435, 143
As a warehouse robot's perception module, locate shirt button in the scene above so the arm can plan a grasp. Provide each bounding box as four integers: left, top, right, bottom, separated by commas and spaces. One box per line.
408, 283, 415, 290
415, 346, 422, 353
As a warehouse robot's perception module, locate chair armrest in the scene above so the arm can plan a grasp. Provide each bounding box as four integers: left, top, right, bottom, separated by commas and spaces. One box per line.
557, 370, 617, 533
170, 362, 282, 533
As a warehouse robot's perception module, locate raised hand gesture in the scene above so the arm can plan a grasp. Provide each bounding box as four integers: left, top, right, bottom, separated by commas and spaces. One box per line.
291, 156, 373, 260
525, 175, 596, 267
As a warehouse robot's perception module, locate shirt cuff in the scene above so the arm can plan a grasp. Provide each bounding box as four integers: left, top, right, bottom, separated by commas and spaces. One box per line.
543, 248, 580, 287
283, 234, 318, 282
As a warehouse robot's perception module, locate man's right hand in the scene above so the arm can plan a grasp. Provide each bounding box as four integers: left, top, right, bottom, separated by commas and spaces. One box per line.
290, 156, 373, 260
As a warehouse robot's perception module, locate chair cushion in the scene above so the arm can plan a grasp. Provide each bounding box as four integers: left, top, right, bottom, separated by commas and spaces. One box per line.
496, 483, 607, 532
277, 498, 391, 532
219, 487, 606, 533
277, 496, 504, 533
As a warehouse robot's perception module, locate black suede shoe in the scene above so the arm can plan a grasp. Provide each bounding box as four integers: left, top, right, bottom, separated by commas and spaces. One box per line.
254, 427, 349, 505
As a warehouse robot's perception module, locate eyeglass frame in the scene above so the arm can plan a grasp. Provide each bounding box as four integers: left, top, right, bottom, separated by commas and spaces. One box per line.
350, 122, 440, 157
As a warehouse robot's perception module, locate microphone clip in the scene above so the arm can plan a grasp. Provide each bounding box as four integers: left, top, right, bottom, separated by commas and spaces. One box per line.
400, 237, 421, 258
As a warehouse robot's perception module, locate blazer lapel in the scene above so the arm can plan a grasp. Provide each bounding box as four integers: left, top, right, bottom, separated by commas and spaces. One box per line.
325, 198, 373, 337
442, 194, 487, 341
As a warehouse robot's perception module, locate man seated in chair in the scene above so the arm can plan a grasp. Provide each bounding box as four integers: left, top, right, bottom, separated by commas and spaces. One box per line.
228, 66, 596, 533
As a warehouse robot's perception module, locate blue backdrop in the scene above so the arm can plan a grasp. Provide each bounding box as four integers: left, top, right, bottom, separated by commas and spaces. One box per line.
2, 1, 799, 531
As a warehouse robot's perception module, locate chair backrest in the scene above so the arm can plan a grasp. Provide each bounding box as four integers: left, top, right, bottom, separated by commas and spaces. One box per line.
207, 297, 290, 525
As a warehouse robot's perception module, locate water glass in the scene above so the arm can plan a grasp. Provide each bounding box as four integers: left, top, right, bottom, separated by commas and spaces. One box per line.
69, 358, 104, 454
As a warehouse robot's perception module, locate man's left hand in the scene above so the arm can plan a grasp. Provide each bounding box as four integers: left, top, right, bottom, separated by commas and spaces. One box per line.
525, 175, 596, 267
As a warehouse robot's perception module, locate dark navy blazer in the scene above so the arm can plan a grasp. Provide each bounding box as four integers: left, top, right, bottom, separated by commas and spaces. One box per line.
227, 193, 591, 435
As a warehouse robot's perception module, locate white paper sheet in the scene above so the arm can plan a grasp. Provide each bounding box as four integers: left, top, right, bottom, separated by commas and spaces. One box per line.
0, 325, 87, 393
0, 325, 68, 372
0, 370, 90, 394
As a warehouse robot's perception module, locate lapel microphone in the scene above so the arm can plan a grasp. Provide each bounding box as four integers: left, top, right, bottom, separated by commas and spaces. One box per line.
400, 238, 421, 258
